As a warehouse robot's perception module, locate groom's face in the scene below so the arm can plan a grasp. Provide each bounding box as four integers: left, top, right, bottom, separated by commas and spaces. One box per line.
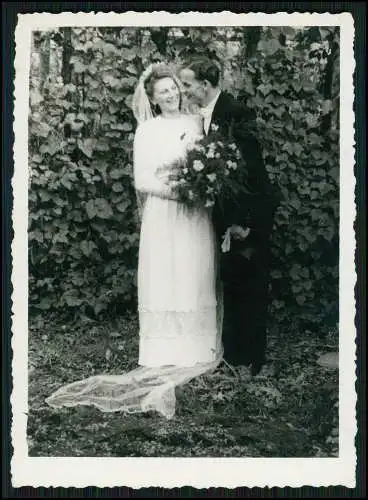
179, 68, 206, 106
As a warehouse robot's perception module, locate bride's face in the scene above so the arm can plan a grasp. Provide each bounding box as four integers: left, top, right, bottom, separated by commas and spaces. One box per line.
152, 77, 180, 114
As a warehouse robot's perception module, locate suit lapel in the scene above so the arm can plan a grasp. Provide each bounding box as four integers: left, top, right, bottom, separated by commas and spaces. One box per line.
210, 91, 225, 130
210, 92, 234, 139
211, 92, 235, 131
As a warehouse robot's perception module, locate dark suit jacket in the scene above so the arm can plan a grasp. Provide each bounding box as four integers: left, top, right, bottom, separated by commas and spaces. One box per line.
208, 91, 282, 256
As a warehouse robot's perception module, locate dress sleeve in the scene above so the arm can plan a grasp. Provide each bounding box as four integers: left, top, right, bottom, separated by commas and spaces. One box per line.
133, 122, 176, 199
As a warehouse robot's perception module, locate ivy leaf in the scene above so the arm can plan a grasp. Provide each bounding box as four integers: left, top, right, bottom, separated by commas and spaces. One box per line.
78, 138, 95, 158
34, 122, 52, 138
85, 200, 97, 219
257, 38, 282, 56
112, 182, 124, 193
80, 240, 97, 257
328, 167, 339, 183
31, 154, 43, 164
34, 297, 52, 310
73, 60, 86, 73
292, 81, 302, 92
40, 135, 62, 156
270, 269, 282, 279
317, 352, 338, 370
296, 294, 306, 305
109, 168, 125, 180
289, 198, 301, 211
101, 42, 117, 55
321, 99, 333, 115
115, 122, 133, 131
125, 94, 133, 108
91, 198, 114, 219
126, 63, 138, 75
60, 177, 72, 190
258, 83, 273, 96
30, 89, 44, 106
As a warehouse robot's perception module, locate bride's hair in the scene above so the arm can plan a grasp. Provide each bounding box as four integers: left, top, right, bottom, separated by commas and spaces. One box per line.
132, 62, 185, 124
144, 63, 183, 114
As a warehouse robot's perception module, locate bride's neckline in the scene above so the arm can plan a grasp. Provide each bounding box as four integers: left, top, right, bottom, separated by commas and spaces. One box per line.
158, 113, 183, 120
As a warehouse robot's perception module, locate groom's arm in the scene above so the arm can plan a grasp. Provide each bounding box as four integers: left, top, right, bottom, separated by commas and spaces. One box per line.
231, 105, 282, 235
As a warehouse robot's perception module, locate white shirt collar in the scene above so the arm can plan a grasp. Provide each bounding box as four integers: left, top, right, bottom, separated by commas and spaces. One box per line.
200, 89, 221, 117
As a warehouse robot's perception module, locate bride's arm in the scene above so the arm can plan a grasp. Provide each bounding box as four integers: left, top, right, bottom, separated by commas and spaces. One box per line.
133, 123, 177, 200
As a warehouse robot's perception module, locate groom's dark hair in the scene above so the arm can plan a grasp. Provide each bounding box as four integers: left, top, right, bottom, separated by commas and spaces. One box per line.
184, 58, 221, 87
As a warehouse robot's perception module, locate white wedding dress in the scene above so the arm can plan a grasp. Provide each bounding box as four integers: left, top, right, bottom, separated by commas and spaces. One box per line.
46, 114, 223, 419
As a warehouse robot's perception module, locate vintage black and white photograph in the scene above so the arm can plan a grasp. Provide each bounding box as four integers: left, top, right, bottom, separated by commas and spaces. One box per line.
11, 10, 356, 488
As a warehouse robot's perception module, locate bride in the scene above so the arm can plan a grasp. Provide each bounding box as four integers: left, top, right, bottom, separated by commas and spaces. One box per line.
46, 63, 223, 419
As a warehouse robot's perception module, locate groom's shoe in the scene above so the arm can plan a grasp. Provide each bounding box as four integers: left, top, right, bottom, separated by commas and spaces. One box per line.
223, 353, 252, 368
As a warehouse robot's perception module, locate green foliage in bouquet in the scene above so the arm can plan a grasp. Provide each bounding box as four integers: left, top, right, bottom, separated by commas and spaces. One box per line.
168, 123, 248, 210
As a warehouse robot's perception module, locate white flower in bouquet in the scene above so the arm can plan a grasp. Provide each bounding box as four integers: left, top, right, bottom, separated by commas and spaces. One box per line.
215, 153, 221, 159
207, 173, 217, 183
193, 160, 205, 172
206, 150, 215, 159
226, 160, 238, 170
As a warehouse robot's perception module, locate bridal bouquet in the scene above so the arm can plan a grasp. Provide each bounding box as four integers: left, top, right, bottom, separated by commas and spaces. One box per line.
168, 124, 249, 209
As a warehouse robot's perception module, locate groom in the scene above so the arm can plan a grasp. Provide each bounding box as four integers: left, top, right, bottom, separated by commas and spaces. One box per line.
179, 58, 281, 375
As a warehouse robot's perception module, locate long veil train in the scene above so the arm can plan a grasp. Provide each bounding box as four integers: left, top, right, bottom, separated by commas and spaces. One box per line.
45, 281, 223, 420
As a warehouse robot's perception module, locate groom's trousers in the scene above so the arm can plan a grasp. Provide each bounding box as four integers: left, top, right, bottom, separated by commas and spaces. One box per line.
220, 247, 271, 367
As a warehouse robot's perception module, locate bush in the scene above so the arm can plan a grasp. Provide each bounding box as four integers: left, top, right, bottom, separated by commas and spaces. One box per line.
29, 26, 339, 333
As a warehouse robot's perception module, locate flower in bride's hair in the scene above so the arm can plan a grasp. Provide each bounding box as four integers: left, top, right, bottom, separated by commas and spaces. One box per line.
193, 160, 205, 172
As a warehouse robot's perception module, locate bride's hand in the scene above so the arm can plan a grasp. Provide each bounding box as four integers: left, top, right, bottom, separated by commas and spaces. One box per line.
155, 165, 170, 179
231, 225, 251, 240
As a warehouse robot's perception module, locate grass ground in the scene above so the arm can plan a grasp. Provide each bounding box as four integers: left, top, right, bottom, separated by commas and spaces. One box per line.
28, 313, 339, 457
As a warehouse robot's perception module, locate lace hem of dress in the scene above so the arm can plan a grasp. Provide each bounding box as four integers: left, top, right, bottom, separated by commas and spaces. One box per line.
139, 308, 217, 338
